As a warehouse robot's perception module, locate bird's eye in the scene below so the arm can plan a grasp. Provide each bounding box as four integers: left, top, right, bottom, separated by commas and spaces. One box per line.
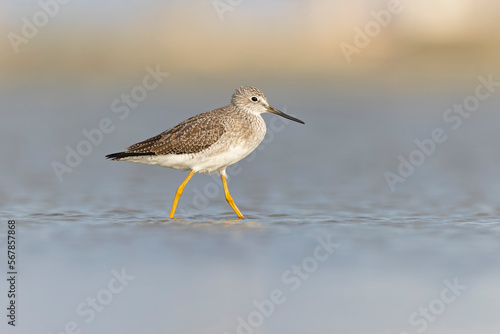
251, 97, 258, 102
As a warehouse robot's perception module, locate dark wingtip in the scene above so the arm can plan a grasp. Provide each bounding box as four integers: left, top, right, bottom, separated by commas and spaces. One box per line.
105, 152, 155, 160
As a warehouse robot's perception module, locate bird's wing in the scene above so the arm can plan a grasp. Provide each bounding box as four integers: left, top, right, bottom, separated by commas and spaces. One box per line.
125, 110, 226, 155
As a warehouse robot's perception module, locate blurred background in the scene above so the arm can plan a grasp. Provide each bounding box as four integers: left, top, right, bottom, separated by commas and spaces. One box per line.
1, 1, 500, 334
1, 0, 500, 84
1, 0, 500, 206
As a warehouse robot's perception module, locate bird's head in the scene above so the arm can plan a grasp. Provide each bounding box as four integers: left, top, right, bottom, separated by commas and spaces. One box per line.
231, 86, 304, 124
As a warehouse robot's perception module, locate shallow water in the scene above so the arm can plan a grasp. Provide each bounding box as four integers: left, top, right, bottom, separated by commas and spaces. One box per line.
1, 82, 500, 333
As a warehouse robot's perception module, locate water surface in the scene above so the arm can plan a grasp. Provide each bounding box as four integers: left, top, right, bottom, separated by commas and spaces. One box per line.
1, 83, 500, 333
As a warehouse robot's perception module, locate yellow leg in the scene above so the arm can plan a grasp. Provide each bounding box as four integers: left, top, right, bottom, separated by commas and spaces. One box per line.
221, 174, 244, 219
169, 170, 195, 218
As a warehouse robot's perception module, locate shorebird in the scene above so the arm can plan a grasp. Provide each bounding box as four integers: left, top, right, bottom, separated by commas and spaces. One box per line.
106, 86, 304, 218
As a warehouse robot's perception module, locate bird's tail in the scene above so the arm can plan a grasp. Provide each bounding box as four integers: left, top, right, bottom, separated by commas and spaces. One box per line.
105, 152, 154, 160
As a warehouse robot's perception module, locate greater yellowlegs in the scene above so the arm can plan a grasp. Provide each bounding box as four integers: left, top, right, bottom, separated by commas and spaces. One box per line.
106, 86, 304, 218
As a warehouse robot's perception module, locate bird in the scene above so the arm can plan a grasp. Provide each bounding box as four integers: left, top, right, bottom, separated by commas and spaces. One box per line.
106, 86, 304, 219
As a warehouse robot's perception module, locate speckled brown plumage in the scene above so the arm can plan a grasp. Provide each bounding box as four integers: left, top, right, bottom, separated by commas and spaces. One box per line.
124, 108, 227, 155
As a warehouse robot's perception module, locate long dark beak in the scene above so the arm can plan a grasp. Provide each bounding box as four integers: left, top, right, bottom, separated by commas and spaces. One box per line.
267, 106, 305, 124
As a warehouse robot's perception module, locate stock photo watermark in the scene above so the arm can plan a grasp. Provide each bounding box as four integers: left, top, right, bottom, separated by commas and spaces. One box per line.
398, 278, 467, 334
48, 268, 135, 334
385, 74, 499, 192
6, 220, 17, 327
177, 111, 293, 216
339, 0, 405, 63
224, 235, 339, 334
51, 64, 169, 182
213, 0, 244, 21
8, 0, 73, 54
